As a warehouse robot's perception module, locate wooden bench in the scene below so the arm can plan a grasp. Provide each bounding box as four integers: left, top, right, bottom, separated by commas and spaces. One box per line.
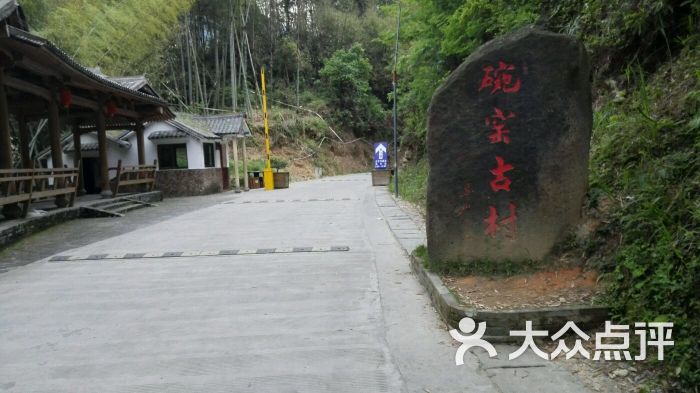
0, 169, 36, 217
0, 167, 79, 218
111, 160, 157, 197
30, 167, 80, 205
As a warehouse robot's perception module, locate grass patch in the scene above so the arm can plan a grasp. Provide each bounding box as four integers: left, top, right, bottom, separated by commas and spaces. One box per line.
585, 52, 700, 387
413, 245, 545, 277
435, 258, 546, 277
413, 245, 429, 269
229, 159, 265, 173
389, 159, 428, 208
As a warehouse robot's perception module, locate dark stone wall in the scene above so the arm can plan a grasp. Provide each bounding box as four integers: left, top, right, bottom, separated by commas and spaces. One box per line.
0, 191, 163, 249
426, 26, 592, 265
0, 208, 80, 249
155, 168, 224, 198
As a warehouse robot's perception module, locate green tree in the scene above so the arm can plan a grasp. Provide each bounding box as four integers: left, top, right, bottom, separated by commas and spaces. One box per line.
381, 0, 537, 153
319, 43, 385, 136
34, 0, 193, 78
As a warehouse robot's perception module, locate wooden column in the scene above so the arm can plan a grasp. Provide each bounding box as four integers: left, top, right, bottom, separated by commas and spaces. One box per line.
48, 90, 67, 207
0, 67, 22, 218
72, 122, 85, 195
0, 68, 12, 170
241, 137, 249, 191
219, 142, 230, 190
135, 122, 145, 165
232, 137, 241, 192
17, 114, 32, 169
96, 108, 110, 198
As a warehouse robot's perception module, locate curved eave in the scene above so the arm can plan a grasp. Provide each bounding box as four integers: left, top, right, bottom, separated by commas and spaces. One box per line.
7, 27, 170, 108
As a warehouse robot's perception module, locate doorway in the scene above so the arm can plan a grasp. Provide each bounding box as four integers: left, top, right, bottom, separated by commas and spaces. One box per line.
82, 157, 101, 194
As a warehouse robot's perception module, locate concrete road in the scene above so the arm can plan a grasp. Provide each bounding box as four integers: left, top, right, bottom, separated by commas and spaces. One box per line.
0, 173, 590, 392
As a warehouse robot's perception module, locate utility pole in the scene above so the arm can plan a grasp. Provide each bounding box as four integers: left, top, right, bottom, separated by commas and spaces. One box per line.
261, 67, 274, 191
392, 2, 401, 198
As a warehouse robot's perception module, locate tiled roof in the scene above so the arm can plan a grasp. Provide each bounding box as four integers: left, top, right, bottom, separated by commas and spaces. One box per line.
107, 130, 131, 140
65, 142, 98, 152
87, 70, 160, 98
148, 129, 188, 140
106, 75, 160, 97
0, 0, 26, 30
167, 118, 219, 140
0, 0, 16, 20
6, 27, 170, 107
190, 114, 251, 137
63, 134, 130, 153
108, 75, 148, 91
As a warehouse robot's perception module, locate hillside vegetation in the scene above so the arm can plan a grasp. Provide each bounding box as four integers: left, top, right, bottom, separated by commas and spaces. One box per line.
242, 107, 372, 179
391, 1, 699, 389
21, 0, 390, 174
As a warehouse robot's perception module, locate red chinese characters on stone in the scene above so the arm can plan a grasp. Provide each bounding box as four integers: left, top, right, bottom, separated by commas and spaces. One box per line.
489, 156, 514, 192
475, 61, 522, 240
484, 202, 518, 238
485, 107, 516, 144
479, 61, 521, 95
454, 184, 473, 217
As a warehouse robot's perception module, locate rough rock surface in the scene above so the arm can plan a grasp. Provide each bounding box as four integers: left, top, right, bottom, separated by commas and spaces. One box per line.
426, 26, 592, 267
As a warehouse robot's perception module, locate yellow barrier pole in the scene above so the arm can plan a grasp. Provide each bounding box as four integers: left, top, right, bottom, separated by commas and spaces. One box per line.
261, 68, 274, 191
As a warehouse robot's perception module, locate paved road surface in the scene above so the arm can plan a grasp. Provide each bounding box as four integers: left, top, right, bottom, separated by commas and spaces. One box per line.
0, 174, 589, 392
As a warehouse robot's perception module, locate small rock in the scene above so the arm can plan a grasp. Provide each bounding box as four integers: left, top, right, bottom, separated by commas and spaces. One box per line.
613, 369, 629, 378
559, 297, 566, 302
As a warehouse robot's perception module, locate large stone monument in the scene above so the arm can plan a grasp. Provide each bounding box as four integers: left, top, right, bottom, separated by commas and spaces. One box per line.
426, 26, 592, 267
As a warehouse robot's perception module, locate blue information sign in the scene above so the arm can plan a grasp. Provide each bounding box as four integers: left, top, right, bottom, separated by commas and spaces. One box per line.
373, 142, 388, 170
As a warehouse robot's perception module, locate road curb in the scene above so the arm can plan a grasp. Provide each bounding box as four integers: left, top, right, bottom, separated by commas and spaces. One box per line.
0, 191, 163, 249
376, 190, 609, 339
408, 252, 609, 340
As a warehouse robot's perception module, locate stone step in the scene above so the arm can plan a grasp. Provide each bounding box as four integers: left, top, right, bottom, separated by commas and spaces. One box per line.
95, 200, 134, 212
80, 206, 124, 218
89, 199, 122, 209
83, 197, 154, 218
111, 201, 149, 215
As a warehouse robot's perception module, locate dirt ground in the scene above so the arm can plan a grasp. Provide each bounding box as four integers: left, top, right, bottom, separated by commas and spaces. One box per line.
244, 136, 371, 182
546, 340, 668, 393
394, 194, 667, 392
443, 266, 604, 310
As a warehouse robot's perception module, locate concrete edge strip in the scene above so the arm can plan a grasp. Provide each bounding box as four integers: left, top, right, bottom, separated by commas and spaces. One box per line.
373, 188, 609, 340
222, 198, 360, 205
48, 246, 351, 262
407, 253, 610, 340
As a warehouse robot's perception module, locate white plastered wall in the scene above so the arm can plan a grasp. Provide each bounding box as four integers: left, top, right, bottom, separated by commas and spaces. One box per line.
46, 121, 224, 171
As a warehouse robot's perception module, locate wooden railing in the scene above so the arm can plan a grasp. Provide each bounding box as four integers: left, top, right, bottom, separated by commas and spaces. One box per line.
0, 167, 80, 218
110, 160, 157, 197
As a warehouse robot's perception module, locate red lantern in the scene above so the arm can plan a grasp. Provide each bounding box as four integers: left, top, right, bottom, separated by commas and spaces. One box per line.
105, 100, 117, 117
59, 87, 72, 108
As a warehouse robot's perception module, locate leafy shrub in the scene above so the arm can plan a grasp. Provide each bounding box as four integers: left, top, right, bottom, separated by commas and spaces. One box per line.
389, 159, 428, 209
588, 53, 700, 387
244, 159, 265, 172
270, 157, 288, 171
319, 43, 386, 137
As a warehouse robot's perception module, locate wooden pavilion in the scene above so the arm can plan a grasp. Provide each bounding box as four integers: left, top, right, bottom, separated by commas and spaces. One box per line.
0, 1, 174, 218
